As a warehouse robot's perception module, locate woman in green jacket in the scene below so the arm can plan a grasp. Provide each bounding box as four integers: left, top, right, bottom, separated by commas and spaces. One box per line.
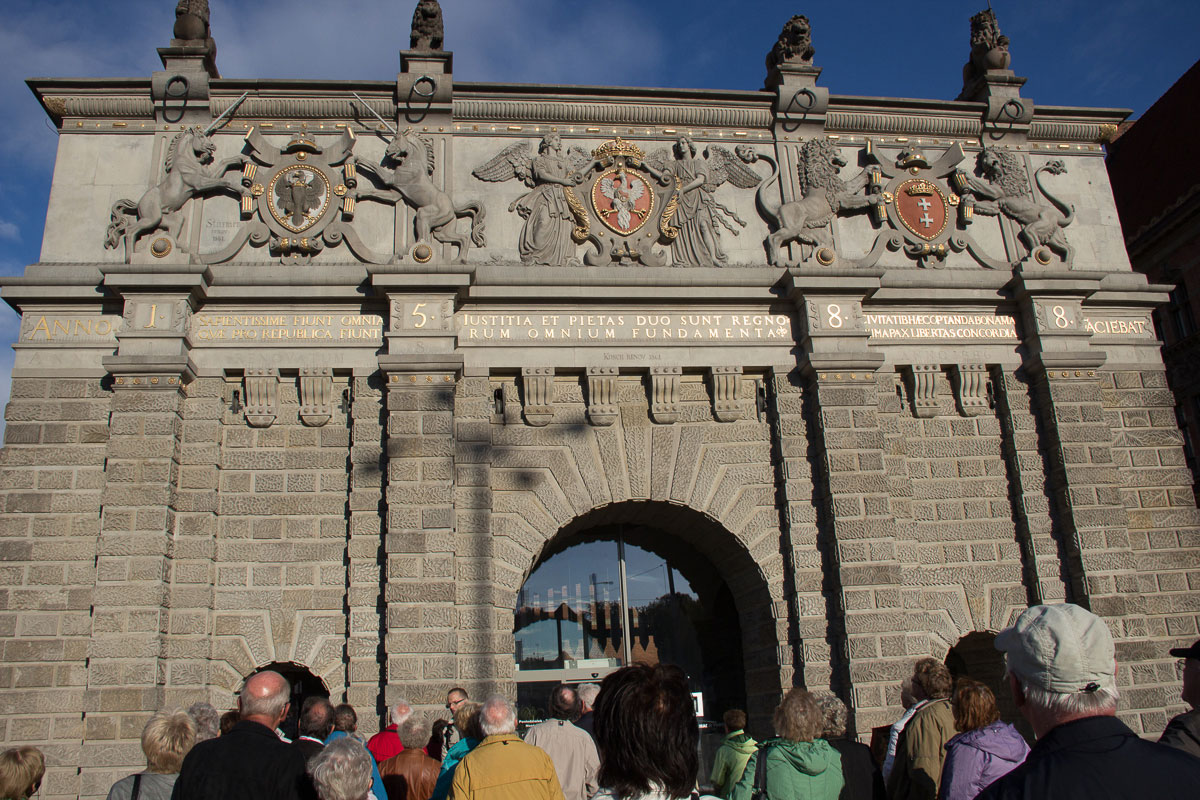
730, 689, 843, 800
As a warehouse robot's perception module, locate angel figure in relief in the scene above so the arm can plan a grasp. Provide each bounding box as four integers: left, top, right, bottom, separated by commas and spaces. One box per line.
473, 133, 591, 265
646, 135, 762, 266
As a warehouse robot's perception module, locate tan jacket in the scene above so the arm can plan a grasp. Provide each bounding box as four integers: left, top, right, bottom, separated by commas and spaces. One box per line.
449, 733, 565, 800
888, 698, 956, 800
523, 719, 599, 800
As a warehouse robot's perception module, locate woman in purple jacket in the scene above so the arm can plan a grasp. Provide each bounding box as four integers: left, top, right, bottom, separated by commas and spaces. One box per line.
938, 680, 1029, 800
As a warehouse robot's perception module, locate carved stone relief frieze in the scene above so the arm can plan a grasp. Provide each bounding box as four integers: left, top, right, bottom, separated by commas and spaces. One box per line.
521, 367, 554, 427
649, 367, 682, 424
244, 368, 279, 428
473, 136, 759, 268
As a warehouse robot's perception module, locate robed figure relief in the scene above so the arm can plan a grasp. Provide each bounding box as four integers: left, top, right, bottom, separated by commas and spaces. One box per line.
473, 133, 591, 265
646, 136, 761, 267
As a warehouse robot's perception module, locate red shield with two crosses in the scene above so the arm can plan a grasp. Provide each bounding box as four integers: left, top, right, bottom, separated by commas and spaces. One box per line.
894, 178, 948, 241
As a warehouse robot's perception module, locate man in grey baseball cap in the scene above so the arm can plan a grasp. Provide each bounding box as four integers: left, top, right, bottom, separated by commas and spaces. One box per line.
1159, 638, 1200, 757
977, 603, 1200, 800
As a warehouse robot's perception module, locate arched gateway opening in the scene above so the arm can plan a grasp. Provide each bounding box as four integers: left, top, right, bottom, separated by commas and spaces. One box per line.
512, 501, 783, 731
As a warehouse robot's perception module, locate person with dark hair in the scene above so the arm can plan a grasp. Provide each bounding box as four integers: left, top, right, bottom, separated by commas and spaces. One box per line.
333, 705, 359, 736
379, 718, 439, 800
937, 679, 1027, 800
426, 720, 450, 763
524, 685, 599, 800
296, 697, 336, 764
326, 707, 388, 800
887, 658, 957, 800
449, 695, 563, 800
172, 669, 314, 800
219, 710, 240, 736
730, 688, 842, 800
814, 694, 884, 800
1160, 638, 1200, 757
106, 709, 197, 800
0, 746, 45, 800
590, 663, 718, 800
710, 709, 756, 799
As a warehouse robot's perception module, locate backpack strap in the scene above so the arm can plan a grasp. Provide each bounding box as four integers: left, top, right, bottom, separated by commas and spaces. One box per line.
130, 774, 143, 800
751, 744, 770, 797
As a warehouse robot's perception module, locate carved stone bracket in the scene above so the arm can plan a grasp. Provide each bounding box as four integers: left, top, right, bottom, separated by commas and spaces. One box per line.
586, 367, 619, 427
904, 365, 941, 418
521, 367, 554, 427
710, 366, 743, 423
299, 367, 334, 427
649, 367, 682, 425
951, 364, 991, 417
244, 368, 279, 428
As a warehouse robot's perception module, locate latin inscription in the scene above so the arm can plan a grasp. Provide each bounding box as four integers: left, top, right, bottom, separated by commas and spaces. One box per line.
457, 313, 794, 345
865, 313, 1018, 341
1084, 317, 1152, 337
20, 315, 120, 344
189, 312, 383, 345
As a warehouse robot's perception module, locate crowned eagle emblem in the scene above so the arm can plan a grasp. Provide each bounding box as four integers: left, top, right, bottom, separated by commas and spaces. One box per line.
274, 167, 325, 228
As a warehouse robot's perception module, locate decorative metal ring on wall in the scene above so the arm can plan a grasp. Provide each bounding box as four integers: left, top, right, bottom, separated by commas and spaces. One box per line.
162, 75, 189, 124
404, 75, 438, 124
781, 87, 817, 133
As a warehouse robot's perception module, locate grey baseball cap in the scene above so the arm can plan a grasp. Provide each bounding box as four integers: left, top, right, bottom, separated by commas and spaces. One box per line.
994, 603, 1116, 693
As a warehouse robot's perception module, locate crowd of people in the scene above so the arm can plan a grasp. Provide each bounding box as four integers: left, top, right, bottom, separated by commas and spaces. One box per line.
3, 603, 1200, 800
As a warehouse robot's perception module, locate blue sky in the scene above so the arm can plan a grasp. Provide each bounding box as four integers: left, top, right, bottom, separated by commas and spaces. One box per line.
0, 0, 1196, 421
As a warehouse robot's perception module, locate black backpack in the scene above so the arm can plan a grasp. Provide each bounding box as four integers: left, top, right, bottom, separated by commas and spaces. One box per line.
750, 744, 772, 800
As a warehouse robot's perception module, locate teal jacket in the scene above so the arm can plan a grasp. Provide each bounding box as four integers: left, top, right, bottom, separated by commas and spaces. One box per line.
711, 730, 758, 798
430, 735, 481, 800
730, 738, 843, 800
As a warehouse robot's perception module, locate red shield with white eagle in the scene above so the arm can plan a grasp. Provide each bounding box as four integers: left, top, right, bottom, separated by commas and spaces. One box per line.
893, 178, 948, 241
592, 168, 655, 236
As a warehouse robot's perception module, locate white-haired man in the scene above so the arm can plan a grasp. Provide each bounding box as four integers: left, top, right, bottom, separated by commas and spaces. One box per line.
367, 699, 413, 763
174, 670, 313, 800
573, 684, 599, 740
310, 737, 374, 800
978, 603, 1200, 800
450, 695, 564, 800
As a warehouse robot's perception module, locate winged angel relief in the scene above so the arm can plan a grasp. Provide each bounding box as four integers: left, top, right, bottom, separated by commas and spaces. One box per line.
644, 136, 762, 267
474, 134, 760, 267
472, 133, 591, 265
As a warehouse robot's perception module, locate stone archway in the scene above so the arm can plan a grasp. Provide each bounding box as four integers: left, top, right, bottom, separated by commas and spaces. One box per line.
508, 500, 785, 729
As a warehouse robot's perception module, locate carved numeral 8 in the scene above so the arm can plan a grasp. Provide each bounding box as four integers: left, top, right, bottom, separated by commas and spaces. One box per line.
1052, 305, 1070, 329
827, 304, 843, 329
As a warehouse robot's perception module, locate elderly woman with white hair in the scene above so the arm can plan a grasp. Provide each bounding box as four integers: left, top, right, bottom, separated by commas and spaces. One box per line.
106, 709, 197, 800
815, 693, 885, 800
309, 737, 375, 800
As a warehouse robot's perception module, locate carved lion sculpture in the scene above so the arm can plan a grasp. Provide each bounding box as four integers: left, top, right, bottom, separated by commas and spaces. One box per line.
737, 138, 869, 266
962, 8, 1011, 86
410, 0, 444, 50
174, 0, 210, 40
104, 126, 245, 259
965, 147, 1075, 265
353, 132, 485, 263
766, 15, 815, 71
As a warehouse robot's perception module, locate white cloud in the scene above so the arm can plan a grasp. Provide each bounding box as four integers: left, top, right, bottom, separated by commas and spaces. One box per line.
0, 222, 18, 243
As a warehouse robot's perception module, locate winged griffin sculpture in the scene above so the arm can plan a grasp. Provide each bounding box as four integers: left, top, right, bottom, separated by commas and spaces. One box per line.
472, 133, 591, 265
644, 136, 762, 267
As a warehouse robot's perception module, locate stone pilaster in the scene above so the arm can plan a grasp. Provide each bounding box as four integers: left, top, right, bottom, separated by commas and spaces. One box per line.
346, 373, 386, 734
0, 376, 108, 800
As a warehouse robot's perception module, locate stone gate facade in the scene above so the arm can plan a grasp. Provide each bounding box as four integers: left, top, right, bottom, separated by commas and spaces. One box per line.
3, 6, 1199, 798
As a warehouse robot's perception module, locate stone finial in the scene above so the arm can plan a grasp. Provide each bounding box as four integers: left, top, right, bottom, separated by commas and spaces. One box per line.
411, 0, 445, 51
173, 0, 210, 41
766, 15, 815, 71
957, 8, 1013, 100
